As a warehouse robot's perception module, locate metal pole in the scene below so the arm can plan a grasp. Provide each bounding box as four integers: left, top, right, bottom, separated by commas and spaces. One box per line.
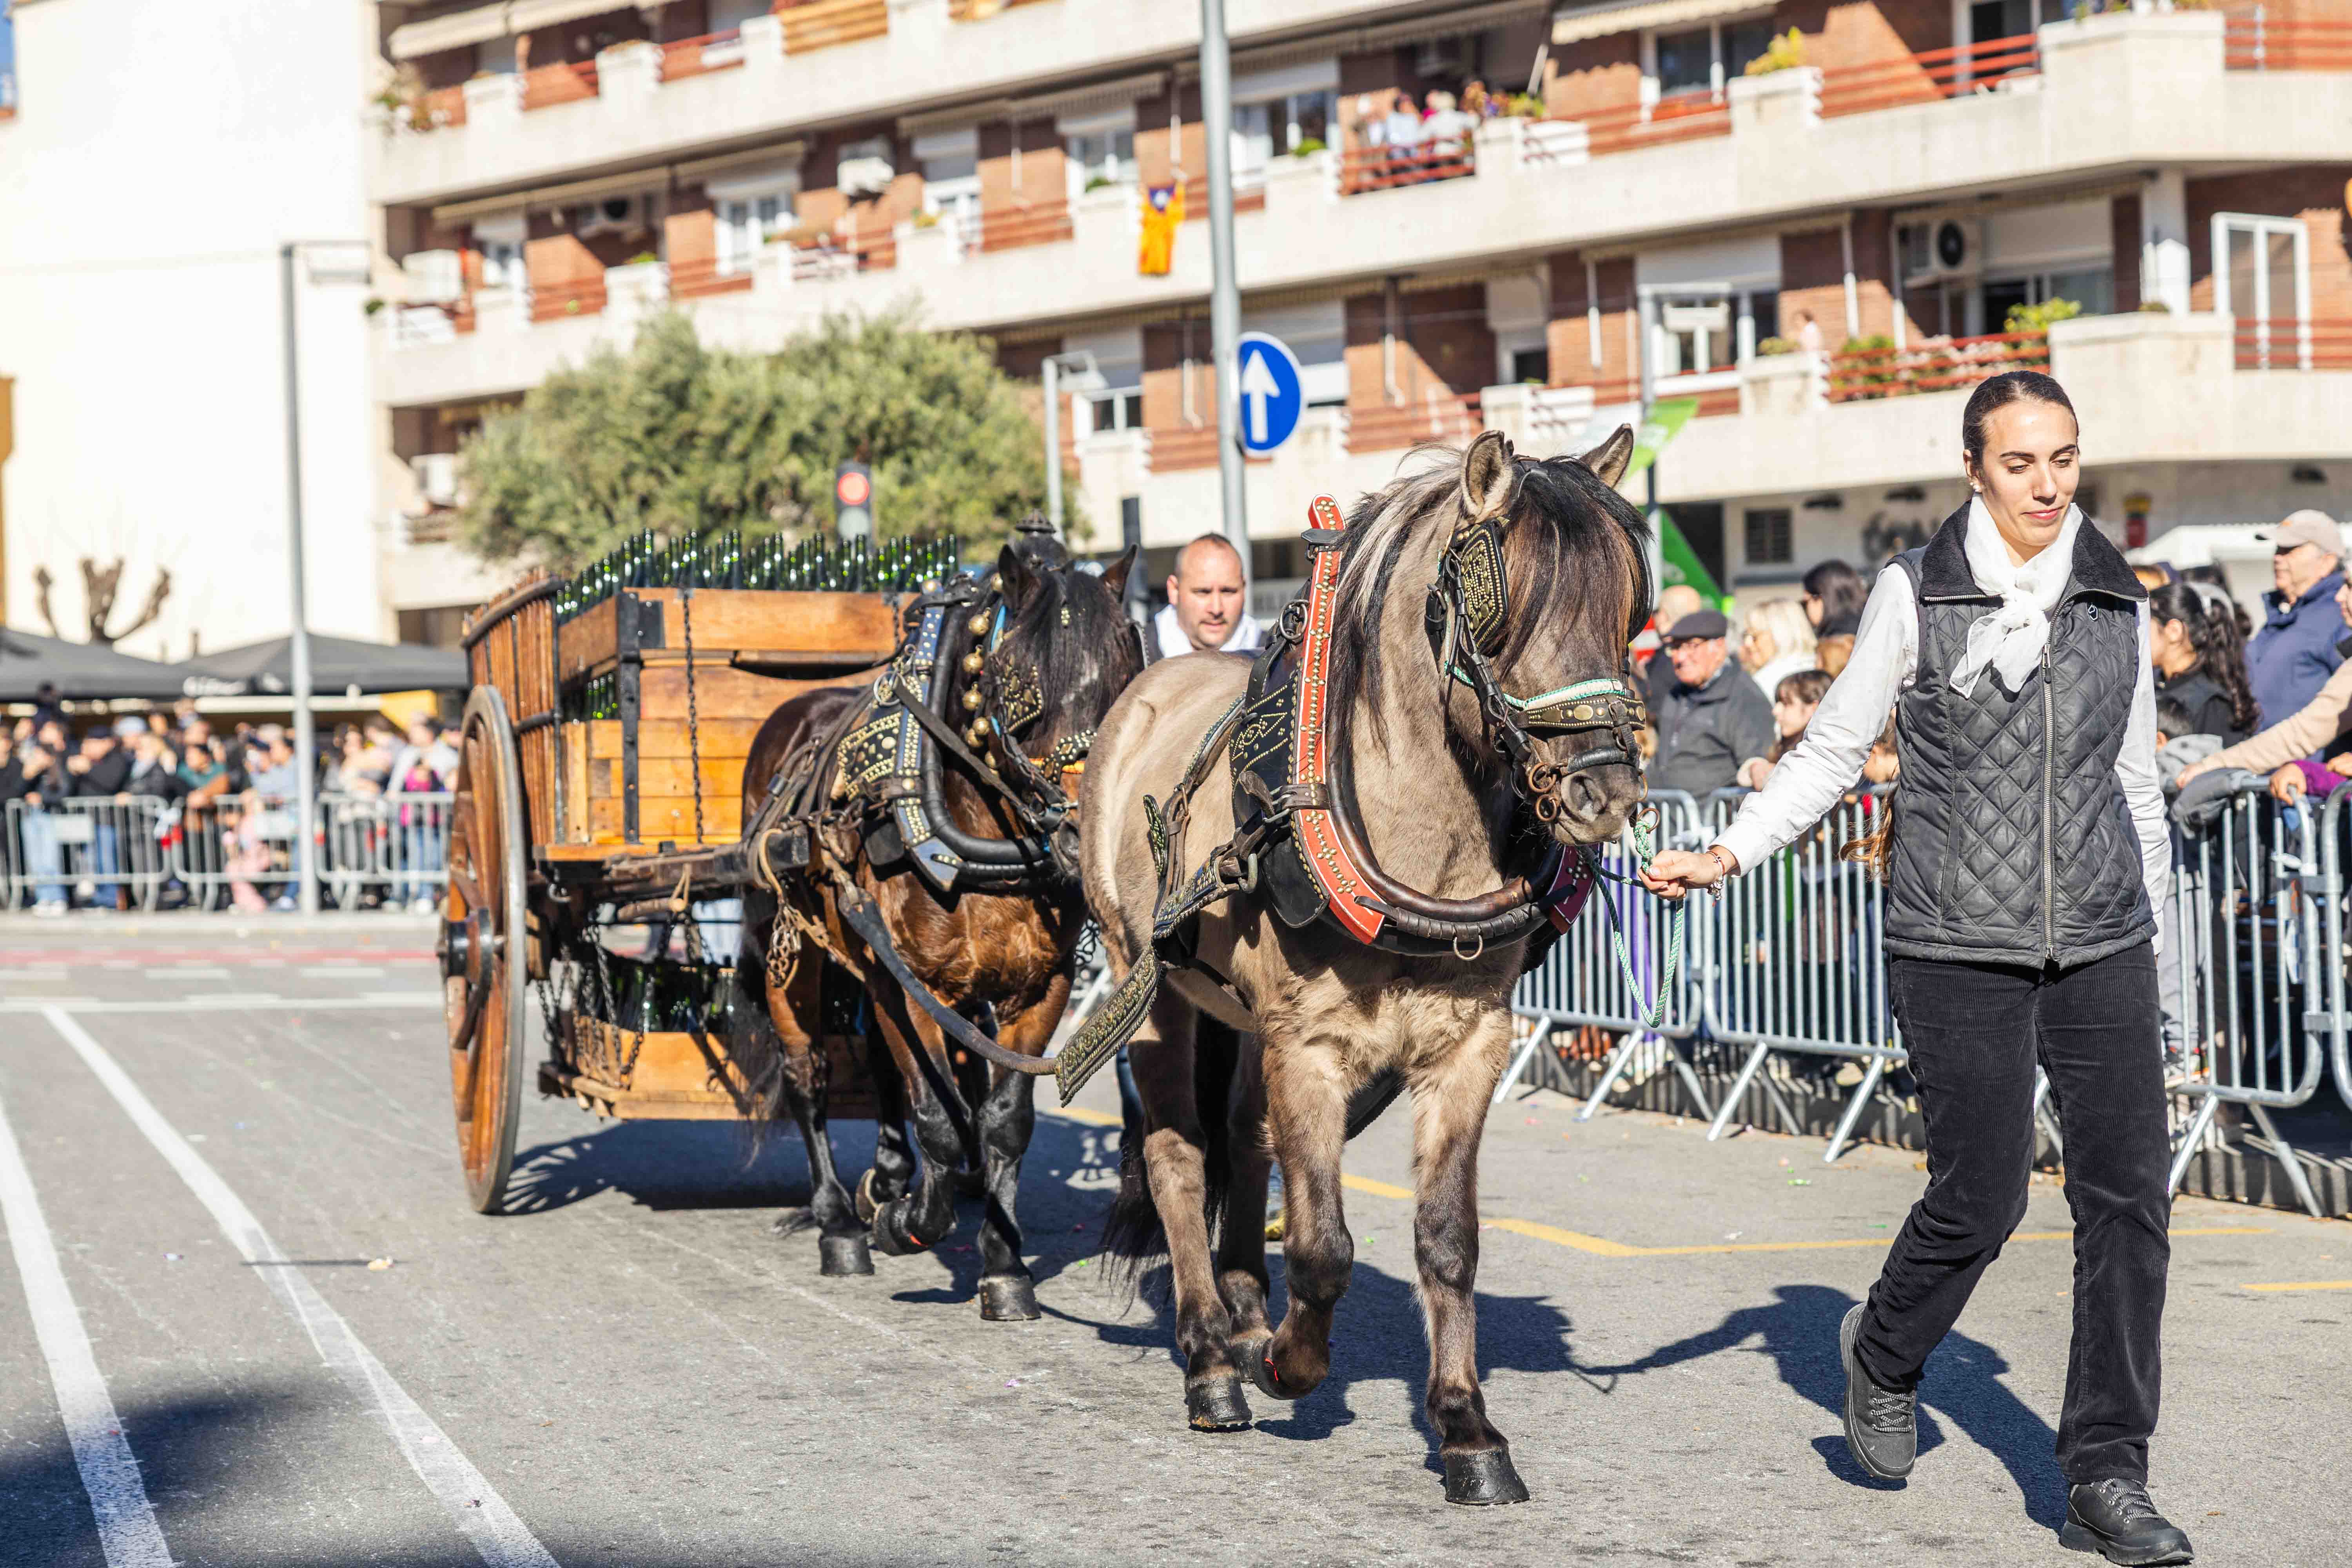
279, 243, 318, 915
1200, 0, 1248, 568
1042, 354, 1062, 532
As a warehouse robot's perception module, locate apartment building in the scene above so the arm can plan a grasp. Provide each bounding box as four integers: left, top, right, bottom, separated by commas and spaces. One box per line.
363, 0, 2352, 621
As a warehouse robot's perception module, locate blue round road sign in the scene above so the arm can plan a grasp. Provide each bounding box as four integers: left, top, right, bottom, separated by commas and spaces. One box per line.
1234, 332, 1305, 455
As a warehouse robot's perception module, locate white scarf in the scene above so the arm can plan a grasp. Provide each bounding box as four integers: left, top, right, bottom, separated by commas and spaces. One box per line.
1948, 495, 2083, 697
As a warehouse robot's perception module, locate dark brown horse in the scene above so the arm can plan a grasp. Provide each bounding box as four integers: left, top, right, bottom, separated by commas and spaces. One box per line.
733, 534, 1141, 1317
1083, 432, 1650, 1501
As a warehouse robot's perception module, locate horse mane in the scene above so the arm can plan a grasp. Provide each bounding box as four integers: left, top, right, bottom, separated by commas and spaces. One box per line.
1325, 443, 1651, 767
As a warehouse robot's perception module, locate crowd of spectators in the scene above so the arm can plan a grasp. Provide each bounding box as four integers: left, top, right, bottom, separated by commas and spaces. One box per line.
0, 695, 458, 916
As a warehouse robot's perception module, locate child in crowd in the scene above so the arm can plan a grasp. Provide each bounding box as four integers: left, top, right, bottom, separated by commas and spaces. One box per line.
1738, 669, 1834, 789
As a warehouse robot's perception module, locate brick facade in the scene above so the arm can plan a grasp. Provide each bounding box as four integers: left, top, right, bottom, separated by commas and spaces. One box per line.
2186, 167, 2352, 321
1546, 254, 1639, 397
1343, 282, 1495, 407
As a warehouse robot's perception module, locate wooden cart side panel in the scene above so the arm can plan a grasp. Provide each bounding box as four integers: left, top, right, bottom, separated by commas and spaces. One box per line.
559, 589, 901, 682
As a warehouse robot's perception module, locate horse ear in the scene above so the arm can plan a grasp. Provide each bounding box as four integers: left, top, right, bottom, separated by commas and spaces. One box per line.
1098, 544, 1140, 601
1579, 424, 1637, 488
1459, 429, 1519, 520
995, 541, 1042, 613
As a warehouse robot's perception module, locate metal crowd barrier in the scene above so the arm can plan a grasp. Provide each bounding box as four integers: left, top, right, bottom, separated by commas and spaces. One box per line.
2165, 782, 2335, 1217
1, 791, 453, 913
0, 797, 174, 911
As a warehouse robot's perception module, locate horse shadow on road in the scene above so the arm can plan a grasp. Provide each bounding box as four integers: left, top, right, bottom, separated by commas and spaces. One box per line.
1582, 1282, 2067, 1528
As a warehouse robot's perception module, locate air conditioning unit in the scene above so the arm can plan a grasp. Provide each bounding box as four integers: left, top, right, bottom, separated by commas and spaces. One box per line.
403, 249, 464, 305
410, 454, 461, 511
837, 137, 897, 198
573, 193, 645, 237
1908, 218, 1982, 284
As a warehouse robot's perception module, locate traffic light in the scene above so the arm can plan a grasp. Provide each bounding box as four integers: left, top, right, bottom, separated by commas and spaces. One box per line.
834, 461, 873, 541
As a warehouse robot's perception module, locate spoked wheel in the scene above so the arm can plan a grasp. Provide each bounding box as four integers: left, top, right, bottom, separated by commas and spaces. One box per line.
441, 685, 530, 1214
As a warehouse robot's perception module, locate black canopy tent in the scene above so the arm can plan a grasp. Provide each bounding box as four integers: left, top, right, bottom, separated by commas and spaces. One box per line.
0, 628, 188, 703
175, 635, 467, 698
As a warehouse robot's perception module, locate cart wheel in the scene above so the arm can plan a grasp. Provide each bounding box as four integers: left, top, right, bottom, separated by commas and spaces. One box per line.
442, 685, 530, 1215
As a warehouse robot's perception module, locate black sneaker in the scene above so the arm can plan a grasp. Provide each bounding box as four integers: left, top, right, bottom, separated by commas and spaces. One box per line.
1840, 1303, 1916, 1480
2061, 1478, 2194, 1565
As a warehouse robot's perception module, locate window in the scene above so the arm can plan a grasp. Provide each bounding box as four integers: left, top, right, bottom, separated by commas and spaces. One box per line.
1509, 346, 1550, 385
2214, 213, 2311, 368
472, 213, 527, 292
1649, 15, 1776, 101
1649, 287, 1779, 377
1969, 0, 2040, 44
1744, 508, 1793, 566
717, 192, 791, 274
1980, 266, 2112, 331
1064, 126, 1136, 199
1231, 89, 1335, 179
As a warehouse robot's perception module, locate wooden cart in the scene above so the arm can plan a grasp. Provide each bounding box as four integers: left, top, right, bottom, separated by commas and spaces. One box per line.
440, 571, 903, 1213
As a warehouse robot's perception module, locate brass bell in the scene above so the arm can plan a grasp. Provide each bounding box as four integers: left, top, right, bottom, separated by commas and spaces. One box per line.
968, 613, 990, 637
962, 650, 986, 675
967, 722, 990, 748
962, 687, 984, 712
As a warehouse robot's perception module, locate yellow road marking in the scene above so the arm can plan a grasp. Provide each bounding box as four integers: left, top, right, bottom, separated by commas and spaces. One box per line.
1042, 1108, 2273, 1258
2242, 1279, 2352, 1293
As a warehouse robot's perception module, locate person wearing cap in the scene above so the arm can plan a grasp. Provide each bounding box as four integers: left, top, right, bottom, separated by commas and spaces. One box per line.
1651, 606, 1777, 797
2246, 509, 2346, 738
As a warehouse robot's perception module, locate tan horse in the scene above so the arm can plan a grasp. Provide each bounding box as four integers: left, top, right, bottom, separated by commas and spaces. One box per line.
1082, 430, 1650, 1504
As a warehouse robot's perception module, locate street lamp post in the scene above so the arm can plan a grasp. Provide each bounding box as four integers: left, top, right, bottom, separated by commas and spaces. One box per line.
1200, 0, 1248, 570
279, 240, 371, 915
1039, 350, 1101, 536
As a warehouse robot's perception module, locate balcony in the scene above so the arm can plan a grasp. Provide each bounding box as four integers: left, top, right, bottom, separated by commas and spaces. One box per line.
379, 13, 2352, 412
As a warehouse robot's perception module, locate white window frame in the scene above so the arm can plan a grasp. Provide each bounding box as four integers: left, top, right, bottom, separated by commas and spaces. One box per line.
2212, 211, 2312, 370
1060, 106, 1138, 204
1641, 11, 1776, 110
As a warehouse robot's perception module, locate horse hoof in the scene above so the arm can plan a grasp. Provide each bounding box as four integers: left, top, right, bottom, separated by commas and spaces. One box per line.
853, 1169, 881, 1226
1185, 1377, 1253, 1432
1442, 1447, 1530, 1506
771, 1207, 818, 1238
818, 1234, 874, 1277
977, 1276, 1041, 1321
869, 1202, 929, 1257
1244, 1346, 1304, 1403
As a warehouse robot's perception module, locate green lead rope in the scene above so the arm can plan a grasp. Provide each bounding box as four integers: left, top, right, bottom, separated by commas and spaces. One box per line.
1586, 806, 1687, 1033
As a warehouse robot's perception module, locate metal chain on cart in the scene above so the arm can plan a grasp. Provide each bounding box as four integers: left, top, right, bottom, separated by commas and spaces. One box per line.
682, 585, 705, 845
584, 928, 648, 1085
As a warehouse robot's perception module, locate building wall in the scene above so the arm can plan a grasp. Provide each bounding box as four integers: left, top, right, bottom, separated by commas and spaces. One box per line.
1343, 283, 1494, 409
2185, 166, 2352, 319
1547, 254, 1639, 396
0, 0, 384, 656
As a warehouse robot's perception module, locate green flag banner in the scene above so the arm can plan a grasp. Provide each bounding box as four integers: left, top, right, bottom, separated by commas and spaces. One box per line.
1623, 396, 1698, 481
1653, 507, 1724, 602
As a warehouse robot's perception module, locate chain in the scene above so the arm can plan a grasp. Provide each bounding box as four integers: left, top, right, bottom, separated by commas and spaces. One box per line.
585, 930, 647, 1086
682, 585, 705, 844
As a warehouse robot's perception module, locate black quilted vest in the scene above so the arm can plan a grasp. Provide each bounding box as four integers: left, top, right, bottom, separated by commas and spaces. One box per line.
1884, 507, 2153, 968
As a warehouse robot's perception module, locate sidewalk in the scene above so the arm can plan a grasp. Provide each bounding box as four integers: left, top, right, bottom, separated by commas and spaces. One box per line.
0, 911, 438, 938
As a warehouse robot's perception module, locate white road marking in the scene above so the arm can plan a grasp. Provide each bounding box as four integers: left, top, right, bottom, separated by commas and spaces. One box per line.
0, 1077, 174, 1566
145, 967, 229, 981
0, 994, 441, 1015
40, 1008, 560, 1568
300, 965, 385, 980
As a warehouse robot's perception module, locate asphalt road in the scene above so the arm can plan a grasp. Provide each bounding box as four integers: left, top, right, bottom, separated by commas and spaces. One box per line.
0, 918, 2346, 1567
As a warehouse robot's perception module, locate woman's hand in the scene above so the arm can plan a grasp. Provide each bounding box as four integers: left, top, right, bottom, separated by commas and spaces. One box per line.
1736, 756, 1773, 790
2176, 755, 2217, 788
1640, 847, 1731, 901
2270, 763, 2307, 805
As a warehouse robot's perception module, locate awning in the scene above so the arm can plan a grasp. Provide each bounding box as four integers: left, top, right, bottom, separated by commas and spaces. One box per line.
1552, 0, 1761, 45
0, 630, 187, 704
174, 636, 468, 699
390, 0, 639, 62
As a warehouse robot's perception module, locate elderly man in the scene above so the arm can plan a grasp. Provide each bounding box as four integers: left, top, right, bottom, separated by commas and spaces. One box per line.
1652, 608, 1776, 797
1640, 584, 1705, 713
1153, 533, 1266, 659
2248, 509, 2347, 735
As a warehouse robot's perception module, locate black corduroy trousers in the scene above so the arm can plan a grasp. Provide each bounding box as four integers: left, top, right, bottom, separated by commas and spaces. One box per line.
1855, 942, 2172, 1484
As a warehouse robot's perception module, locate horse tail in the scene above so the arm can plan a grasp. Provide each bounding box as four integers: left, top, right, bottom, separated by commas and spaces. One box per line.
1098, 1016, 1243, 1303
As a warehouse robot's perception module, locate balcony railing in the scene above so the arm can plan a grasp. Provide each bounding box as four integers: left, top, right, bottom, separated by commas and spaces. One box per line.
791, 229, 898, 279
1827, 331, 2049, 403
2233, 317, 2352, 370
1346, 392, 1482, 452
780, 0, 889, 53
530, 275, 608, 322
1818, 33, 2040, 119
947, 0, 1055, 18
1182, 170, 1268, 218
659, 29, 746, 82
979, 201, 1074, 252
1570, 93, 1732, 159
421, 85, 468, 128
1145, 426, 1220, 473
2225, 8, 2352, 69
522, 60, 599, 112
1338, 139, 1476, 196
668, 257, 756, 299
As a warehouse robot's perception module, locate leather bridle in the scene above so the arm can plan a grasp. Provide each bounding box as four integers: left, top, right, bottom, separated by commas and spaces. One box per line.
1422, 461, 1653, 822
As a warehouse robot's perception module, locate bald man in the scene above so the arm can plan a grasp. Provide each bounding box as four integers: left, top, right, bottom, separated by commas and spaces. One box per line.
1153, 532, 1266, 658
1640, 584, 1706, 713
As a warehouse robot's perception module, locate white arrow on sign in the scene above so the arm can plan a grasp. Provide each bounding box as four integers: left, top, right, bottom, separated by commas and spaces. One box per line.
1239, 347, 1281, 446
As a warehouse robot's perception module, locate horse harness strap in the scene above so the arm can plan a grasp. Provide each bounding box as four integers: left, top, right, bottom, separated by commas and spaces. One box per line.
1056, 492, 1615, 1100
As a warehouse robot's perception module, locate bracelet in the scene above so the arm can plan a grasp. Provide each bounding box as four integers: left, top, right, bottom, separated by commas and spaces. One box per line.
1706, 846, 1735, 881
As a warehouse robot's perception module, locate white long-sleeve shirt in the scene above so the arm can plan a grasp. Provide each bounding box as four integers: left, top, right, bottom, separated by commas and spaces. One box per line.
1711, 561, 2171, 953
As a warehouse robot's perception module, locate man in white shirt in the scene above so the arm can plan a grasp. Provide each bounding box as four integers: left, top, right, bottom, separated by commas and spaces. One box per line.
1152, 533, 1265, 659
